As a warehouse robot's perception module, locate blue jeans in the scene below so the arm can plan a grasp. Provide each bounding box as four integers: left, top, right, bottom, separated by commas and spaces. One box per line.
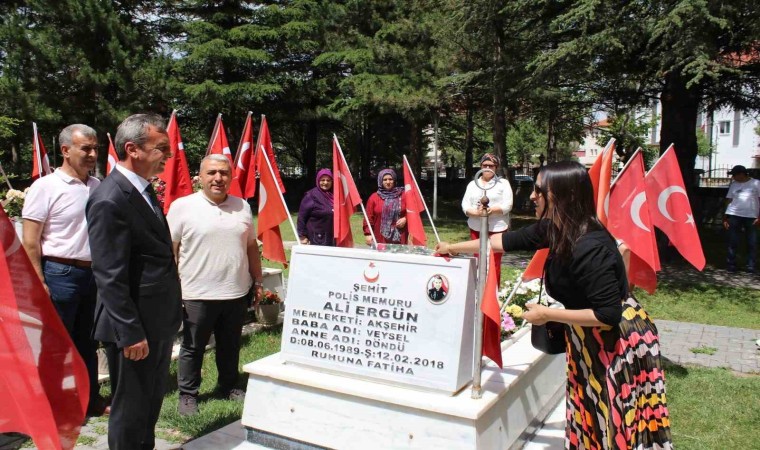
726, 215, 757, 271
43, 259, 99, 400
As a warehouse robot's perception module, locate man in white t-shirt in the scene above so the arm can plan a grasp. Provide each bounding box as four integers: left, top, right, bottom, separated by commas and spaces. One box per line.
723, 165, 760, 273
21, 124, 108, 416
167, 154, 264, 416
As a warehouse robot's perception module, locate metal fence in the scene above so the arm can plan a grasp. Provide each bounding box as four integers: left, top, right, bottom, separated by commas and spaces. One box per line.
698, 165, 733, 188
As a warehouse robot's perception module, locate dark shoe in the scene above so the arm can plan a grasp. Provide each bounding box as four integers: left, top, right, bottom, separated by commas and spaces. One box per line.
178, 394, 198, 416
727, 266, 737, 273
86, 396, 111, 417
226, 388, 246, 401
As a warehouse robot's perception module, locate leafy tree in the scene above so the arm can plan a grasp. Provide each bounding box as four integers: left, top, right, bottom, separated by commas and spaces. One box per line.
0, 0, 168, 174
505, 119, 547, 169
524, 0, 760, 189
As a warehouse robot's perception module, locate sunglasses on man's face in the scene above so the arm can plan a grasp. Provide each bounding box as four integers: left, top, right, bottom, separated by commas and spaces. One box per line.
481, 163, 496, 169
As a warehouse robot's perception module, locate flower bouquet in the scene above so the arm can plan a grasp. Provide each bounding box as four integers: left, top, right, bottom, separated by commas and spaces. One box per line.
2, 188, 28, 218
497, 273, 554, 340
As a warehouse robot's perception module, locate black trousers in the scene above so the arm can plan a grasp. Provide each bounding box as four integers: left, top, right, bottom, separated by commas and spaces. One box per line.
178, 296, 248, 397
105, 339, 173, 450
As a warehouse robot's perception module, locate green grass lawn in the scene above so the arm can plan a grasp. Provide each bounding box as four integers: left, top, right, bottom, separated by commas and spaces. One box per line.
664, 360, 760, 449
636, 280, 759, 329
155, 329, 282, 440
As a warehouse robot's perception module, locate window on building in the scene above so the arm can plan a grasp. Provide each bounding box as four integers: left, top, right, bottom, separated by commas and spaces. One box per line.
719, 121, 731, 135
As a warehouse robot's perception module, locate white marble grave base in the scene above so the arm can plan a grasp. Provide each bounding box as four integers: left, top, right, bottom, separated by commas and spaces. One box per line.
241, 331, 565, 450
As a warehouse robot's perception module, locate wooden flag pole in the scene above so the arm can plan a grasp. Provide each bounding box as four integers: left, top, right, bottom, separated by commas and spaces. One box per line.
0, 161, 13, 190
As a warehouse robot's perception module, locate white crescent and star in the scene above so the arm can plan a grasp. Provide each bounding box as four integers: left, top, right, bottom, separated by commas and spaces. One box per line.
339, 173, 350, 205
237, 142, 251, 170
657, 185, 692, 225
630, 192, 650, 232
258, 183, 268, 213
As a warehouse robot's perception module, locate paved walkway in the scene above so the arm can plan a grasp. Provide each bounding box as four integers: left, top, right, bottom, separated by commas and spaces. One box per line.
658, 320, 759, 374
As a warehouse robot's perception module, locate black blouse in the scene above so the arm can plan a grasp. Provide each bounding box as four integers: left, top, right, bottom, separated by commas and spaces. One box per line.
501, 221, 626, 326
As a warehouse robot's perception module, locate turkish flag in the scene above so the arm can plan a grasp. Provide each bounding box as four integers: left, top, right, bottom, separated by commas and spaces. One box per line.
105, 132, 120, 174
256, 116, 285, 193
31, 123, 52, 180
481, 249, 503, 368
609, 152, 659, 293
0, 207, 89, 450
206, 114, 233, 165
158, 111, 194, 214
256, 145, 288, 265
522, 248, 549, 281
645, 145, 705, 271
402, 157, 427, 246
332, 136, 362, 248
230, 112, 255, 198
588, 138, 615, 225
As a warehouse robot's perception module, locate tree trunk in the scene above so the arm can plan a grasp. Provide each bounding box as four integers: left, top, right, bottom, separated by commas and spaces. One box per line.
465, 103, 474, 178
492, 98, 506, 176
357, 113, 372, 181
546, 112, 556, 163
408, 119, 421, 177
304, 120, 318, 185
659, 72, 700, 191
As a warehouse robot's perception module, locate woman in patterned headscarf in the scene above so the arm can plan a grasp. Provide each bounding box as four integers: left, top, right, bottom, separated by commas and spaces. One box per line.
363, 168, 407, 245
297, 168, 334, 246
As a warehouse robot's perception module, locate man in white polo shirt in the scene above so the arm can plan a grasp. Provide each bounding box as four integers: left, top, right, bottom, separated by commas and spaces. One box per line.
723, 164, 760, 273
167, 154, 264, 416
21, 123, 108, 416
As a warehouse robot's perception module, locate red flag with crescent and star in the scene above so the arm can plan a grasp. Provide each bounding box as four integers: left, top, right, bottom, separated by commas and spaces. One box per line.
402, 156, 427, 246
230, 112, 255, 198
105, 132, 120, 174
332, 136, 362, 248
644, 145, 705, 271
158, 111, 194, 214
256, 116, 286, 194
609, 151, 660, 293
588, 138, 615, 226
0, 207, 89, 450
256, 145, 288, 265
31, 123, 52, 180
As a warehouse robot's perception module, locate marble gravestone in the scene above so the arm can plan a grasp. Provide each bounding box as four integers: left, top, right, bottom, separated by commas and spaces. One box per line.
280, 245, 477, 393
241, 246, 565, 449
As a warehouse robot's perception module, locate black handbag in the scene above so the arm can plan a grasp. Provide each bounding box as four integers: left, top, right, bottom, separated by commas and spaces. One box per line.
531, 321, 566, 354
529, 271, 566, 354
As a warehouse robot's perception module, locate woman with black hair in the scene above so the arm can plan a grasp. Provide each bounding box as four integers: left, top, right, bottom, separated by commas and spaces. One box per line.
436, 161, 672, 450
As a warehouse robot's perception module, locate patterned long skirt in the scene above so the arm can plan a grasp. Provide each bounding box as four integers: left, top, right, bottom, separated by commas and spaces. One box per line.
564, 297, 673, 449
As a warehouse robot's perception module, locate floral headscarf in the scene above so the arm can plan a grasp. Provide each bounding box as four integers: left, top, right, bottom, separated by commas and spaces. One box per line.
376, 168, 403, 242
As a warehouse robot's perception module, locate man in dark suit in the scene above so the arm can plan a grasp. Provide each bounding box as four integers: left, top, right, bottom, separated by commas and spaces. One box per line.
86, 113, 182, 450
